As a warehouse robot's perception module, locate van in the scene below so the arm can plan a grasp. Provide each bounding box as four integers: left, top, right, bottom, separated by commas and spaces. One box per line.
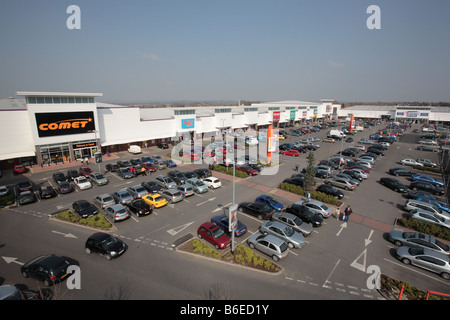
128, 145, 142, 154
327, 130, 345, 139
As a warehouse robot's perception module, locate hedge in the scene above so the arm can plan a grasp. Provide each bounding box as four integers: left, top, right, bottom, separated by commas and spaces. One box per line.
212, 165, 249, 178
396, 218, 450, 241
279, 182, 341, 206
55, 210, 112, 229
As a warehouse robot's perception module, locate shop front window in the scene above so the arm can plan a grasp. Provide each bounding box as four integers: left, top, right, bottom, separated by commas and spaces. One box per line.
40, 144, 70, 165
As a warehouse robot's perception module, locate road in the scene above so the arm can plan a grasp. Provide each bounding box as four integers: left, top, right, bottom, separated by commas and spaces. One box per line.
1, 122, 449, 302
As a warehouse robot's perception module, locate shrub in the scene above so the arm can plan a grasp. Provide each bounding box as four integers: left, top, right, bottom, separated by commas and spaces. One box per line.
397, 218, 450, 241
279, 182, 340, 206
0, 193, 15, 207
212, 165, 249, 178
56, 210, 112, 229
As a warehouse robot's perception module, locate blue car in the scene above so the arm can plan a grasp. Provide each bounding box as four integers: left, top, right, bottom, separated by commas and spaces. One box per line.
211, 214, 248, 237
166, 159, 177, 168
255, 195, 284, 211
411, 174, 444, 187
416, 197, 450, 213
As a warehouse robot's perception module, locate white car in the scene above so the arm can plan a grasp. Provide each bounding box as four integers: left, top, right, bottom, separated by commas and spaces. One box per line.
74, 177, 92, 190
202, 177, 222, 189
356, 156, 375, 164
419, 140, 438, 145
400, 158, 424, 167
356, 160, 372, 168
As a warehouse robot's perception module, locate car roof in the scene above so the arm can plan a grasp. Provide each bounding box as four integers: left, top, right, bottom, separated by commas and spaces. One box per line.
263, 234, 287, 246
88, 232, 111, 241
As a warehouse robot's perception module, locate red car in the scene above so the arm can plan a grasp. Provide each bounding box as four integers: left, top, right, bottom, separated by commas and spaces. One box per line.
79, 166, 93, 178
13, 165, 27, 175
197, 222, 231, 250
236, 165, 258, 176
280, 149, 301, 157
141, 162, 157, 172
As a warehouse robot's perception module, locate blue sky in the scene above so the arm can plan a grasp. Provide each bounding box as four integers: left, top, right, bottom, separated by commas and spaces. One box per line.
1, 0, 449, 103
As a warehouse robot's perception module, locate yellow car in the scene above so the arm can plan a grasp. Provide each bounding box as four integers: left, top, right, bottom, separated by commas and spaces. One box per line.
142, 193, 167, 208
278, 134, 286, 140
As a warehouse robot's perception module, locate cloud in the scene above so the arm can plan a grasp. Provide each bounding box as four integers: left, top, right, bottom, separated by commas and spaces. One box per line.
328, 60, 345, 68
142, 53, 162, 61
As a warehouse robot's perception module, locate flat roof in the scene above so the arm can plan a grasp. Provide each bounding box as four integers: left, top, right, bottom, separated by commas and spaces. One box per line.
16, 91, 103, 97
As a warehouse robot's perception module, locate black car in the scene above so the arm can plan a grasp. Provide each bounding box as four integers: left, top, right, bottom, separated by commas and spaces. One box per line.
38, 186, 57, 199
168, 170, 187, 185
285, 204, 323, 227
72, 200, 99, 218
17, 181, 33, 193
238, 202, 274, 220
52, 172, 68, 184
195, 168, 212, 179
341, 170, 363, 181
66, 169, 80, 181
417, 145, 438, 152
282, 178, 304, 187
389, 167, 415, 176
21, 254, 72, 287
117, 160, 132, 168
85, 233, 128, 260
279, 143, 294, 151
316, 184, 344, 199
157, 142, 169, 149
340, 148, 357, 157
127, 199, 152, 217
372, 143, 389, 150
105, 163, 119, 172
57, 181, 75, 194
406, 190, 439, 201
380, 177, 408, 193
117, 167, 133, 179
410, 181, 444, 196
183, 171, 199, 179
18, 191, 37, 205
367, 147, 385, 156
141, 180, 163, 193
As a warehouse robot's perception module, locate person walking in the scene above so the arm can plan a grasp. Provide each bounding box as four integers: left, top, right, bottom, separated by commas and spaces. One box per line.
344, 205, 353, 223
295, 163, 299, 171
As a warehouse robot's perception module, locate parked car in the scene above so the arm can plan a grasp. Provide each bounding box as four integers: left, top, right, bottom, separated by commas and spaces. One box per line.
259, 221, 305, 249
400, 158, 424, 167
73, 177, 92, 190
407, 209, 450, 229
388, 231, 450, 255
404, 199, 450, 220
202, 176, 222, 189
142, 193, 167, 208
13, 165, 27, 175
389, 167, 415, 176
0, 285, 41, 300
38, 186, 57, 200
93, 193, 115, 209
325, 177, 357, 190
104, 204, 130, 222
246, 234, 289, 262
197, 222, 231, 250
315, 184, 344, 199
66, 169, 80, 181
194, 168, 212, 178
72, 200, 99, 218
280, 149, 301, 157
236, 165, 259, 176
105, 163, 119, 172
396, 246, 450, 279
79, 166, 93, 177
211, 214, 248, 237
141, 180, 163, 193
282, 177, 304, 188
271, 211, 313, 236
285, 204, 323, 227
56, 181, 75, 194
111, 189, 134, 205
185, 178, 208, 194
411, 174, 444, 187
255, 195, 284, 211
177, 184, 195, 197
117, 160, 132, 168
89, 172, 109, 186
117, 167, 134, 179
17, 181, 33, 193
53, 172, 68, 184
295, 199, 333, 218
85, 232, 128, 260
410, 181, 444, 196
238, 202, 274, 220
155, 175, 177, 189
161, 189, 184, 204
168, 170, 187, 185
367, 147, 385, 156
379, 177, 408, 193
416, 197, 450, 213
126, 199, 153, 217
126, 185, 149, 199
18, 191, 37, 205
417, 158, 437, 168
20, 254, 72, 287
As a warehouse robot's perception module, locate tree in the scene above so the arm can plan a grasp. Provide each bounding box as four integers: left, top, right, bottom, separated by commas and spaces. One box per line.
303, 151, 316, 192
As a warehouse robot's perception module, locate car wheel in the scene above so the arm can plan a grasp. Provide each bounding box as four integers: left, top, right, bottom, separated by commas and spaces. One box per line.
401, 258, 411, 265
248, 242, 255, 249
214, 244, 220, 250
272, 255, 279, 262
238, 207, 244, 212
257, 215, 263, 220
441, 272, 450, 280
288, 242, 294, 249
393, 240, 403, 246
44, 279, 52, 287
198, 233, 202, 239
85, 247, 91, 254
22, 271, 29, 278
106, 254, 112, 260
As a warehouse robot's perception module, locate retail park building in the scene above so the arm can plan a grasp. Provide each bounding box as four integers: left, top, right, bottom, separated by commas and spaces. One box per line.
1, 91, 449, 169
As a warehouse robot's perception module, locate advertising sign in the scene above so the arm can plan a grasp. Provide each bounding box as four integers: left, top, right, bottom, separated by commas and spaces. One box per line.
228, 204, 238, 232
181, 118, 195, 129
290, 110, 296, 120
272, 111, 280, 122
35, 111, 95, 137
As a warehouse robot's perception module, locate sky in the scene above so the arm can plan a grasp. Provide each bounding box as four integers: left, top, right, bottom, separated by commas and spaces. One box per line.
0, 0, 449, 103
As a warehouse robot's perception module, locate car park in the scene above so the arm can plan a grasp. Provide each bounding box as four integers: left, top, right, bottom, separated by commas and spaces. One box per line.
255, 195, 284, 211
185, 178, 208, 194
89, 172, 109, 186
72, 200, 99, 218
395, 246, 450, 280
73, 176, 93, 190
66, 169, 80, 181
332, 173, 360, 186
104, 204, 130, 222
259, 220, 305, 249
341, 169, 363, 181
93, 194, 115, 209
202, 176, 221, 189
117, 160, 132, 168
367, 148, 385, 156
410, 181, 444, 196
126, 185, 149, 199
388, 231, 450, 254
85, 232, 128, 260
282, 177, 304, 187
111, 189, 134, 205
295, 199, 333, 218
285, 204, 323, 227
211, 214, 248, 237
195, 168, 212, 179
197, 222, 231, 250
161, 189, 184, 204
379, 177, 408, 193
419, 140, 438, 145
271, 211, 313, 236
238, 202, 274, 220
142, 193, 167, 208
126, 199, 153, 217
20, 254, 72, 287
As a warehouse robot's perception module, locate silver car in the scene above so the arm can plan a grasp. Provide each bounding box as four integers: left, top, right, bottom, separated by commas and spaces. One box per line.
325, 177, 357, 190
271, 211, 313, 236
388, 231, 450, 255
93, 193, 115, 209
89, 172, 109, 186
161, 188, 184, 204
177, 184, 195, 197
155, 175, 177, 189
408, 209, 450, 229
247, 233, 289, 262
111, 189, 134, 205
104, 204, 130, 222
332, 173, 360, 186
295, 199, 333, 218
396, 246, 450, 280
126, 185, 149, 199
259, 221, 305, 249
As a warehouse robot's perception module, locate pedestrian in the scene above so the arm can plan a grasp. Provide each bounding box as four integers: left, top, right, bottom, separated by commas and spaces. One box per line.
295, 163, 299, 171
344, 205, 353, 223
